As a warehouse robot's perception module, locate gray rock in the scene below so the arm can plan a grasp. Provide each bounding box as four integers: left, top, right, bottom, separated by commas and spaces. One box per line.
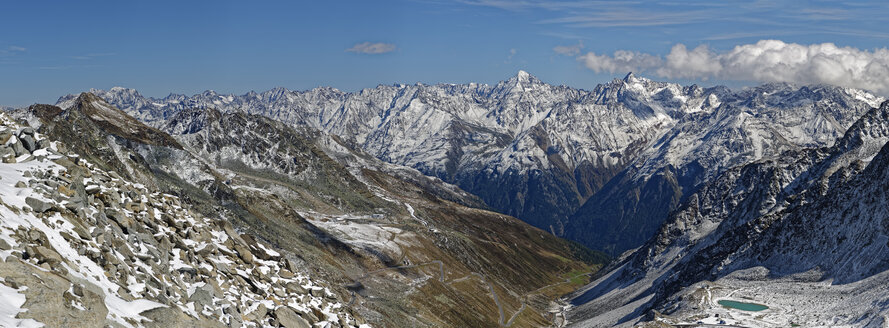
275, 306, 311, 328
285, 281, 306, 294
248, 303, 268, 322
19, 127, 34, 135
19, 134, 36, 152
36, 139, 49, 150
0, 131, 11, 144
12, 139, 25, 156
234, 244, 254, 264
25, 197, 53, 213
177, 266, 198, 276
0, 146, 13, 159
188, 283, 214, 310
33, 245, 63, 265
105, 208, 134, 230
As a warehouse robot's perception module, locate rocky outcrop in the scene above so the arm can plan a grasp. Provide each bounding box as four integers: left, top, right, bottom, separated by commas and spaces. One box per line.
0, 113, 360, 327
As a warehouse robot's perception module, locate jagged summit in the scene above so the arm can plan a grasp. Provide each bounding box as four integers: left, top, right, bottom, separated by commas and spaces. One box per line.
622, 71, 637, 82
515, 69, 531, 81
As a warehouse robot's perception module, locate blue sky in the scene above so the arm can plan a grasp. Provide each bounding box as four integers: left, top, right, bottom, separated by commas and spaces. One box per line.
2, 0, 889, 106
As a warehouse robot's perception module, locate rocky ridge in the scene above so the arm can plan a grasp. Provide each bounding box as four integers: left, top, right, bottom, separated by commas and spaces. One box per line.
0, 112, 363, 327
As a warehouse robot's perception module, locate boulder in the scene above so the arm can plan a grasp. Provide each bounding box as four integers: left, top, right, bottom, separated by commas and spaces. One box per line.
19, 134, 36, 152
0, 131, 11, 144
33, 245, 63, 265
234, 244, 254, 264
285, 281, 306, 294
25, 197, 53, 213
12, 139, 26, 156
105, 208, 135, 230
274, 306, 311, 328
0, 146, 14, 159
36, 139, 49, 150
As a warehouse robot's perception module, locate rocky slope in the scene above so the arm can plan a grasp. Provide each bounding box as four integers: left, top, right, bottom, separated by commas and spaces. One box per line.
11, 93, 607, 327
0, 111, 358, 327
567, 100, 889, 327
71, 73, 884, 256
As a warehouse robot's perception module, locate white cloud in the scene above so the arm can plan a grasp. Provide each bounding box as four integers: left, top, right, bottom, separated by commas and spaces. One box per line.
575, 40, 889, 95
577, 50, 662, 74
553, 41, 583, 56
505, 48, 517, 63
8, 46, 26, 52
346, 42, 396, 54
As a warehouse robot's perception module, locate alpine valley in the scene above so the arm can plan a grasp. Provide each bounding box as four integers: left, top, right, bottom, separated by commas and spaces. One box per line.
0, 70, 887, 328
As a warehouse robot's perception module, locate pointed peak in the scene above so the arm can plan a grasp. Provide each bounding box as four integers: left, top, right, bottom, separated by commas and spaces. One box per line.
516, 70, 531, 80
623, 72, 637, 82
76, 91, 105, 103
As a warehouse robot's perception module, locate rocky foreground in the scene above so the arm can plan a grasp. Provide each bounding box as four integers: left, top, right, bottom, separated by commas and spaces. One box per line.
0, 113, 362, 327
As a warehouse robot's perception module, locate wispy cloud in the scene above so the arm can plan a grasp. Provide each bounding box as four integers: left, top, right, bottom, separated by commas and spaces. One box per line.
576, 40, 889, 95
504, 48, 517, 63
455, 0, 634, 12
346, 42, 396, 54
0, 46, 27, 55
452, 0, 889, 41
71, 52, 116, 60
553, 41, 583, 56
537, 9, 714, 28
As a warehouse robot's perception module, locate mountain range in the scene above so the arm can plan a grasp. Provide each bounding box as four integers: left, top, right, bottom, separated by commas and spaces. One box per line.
1, 70, 887, 327
75, 71, 884, 257
0, 89, 605, 327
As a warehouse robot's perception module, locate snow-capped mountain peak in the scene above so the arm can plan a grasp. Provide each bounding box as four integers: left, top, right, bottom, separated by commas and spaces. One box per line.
68, 73, 885, 255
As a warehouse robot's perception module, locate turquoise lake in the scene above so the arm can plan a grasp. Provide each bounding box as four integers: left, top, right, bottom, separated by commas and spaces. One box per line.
718, 300, 769, 312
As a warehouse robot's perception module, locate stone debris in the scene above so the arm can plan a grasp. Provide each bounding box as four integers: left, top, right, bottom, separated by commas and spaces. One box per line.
0, 114, 366, 327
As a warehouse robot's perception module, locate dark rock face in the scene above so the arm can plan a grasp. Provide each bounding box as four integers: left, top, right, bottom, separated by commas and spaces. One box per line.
19, 134, 36, 152
567, 166, 683, 255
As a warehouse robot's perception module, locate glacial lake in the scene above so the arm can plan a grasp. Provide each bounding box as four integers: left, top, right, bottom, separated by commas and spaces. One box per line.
718, 300, 769, 312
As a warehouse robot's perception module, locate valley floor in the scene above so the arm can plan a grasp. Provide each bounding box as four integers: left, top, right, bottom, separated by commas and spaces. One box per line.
650, 267, 889, 328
